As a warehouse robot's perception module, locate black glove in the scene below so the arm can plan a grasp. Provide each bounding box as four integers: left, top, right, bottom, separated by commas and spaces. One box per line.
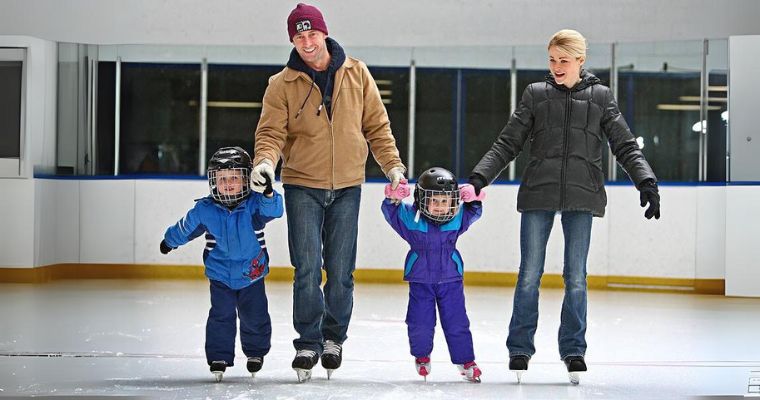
262, 174, 273, 196
468, 173, 488, 196
638, 180, 660, 220
159, 240, 174, 254
253, 174, 274, 196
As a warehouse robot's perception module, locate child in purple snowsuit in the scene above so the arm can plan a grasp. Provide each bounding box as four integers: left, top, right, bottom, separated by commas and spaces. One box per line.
381, 166, 486, 382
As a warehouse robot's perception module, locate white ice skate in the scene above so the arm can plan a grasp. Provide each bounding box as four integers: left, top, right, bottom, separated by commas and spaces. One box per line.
209, 360, 227, 382
415, 356, 431, 381
457, 361, 482, 383
292, 349, 318, 383
564, 356, 587, 385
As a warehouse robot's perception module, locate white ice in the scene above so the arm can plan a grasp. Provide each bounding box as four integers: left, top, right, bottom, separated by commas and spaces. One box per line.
0, 280, 758, 399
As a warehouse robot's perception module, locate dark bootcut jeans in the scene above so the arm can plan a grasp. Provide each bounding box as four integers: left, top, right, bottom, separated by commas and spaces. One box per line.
506, 210, 592, 360
284, 184, 361, 353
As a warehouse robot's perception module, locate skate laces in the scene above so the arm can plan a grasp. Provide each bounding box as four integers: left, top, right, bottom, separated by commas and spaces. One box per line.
323, 340, 342, 356
296, 349, 317, 358
247, 356, 262, 362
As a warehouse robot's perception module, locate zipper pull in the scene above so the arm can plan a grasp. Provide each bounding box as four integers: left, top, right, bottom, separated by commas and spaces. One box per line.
317, 104, 323, 116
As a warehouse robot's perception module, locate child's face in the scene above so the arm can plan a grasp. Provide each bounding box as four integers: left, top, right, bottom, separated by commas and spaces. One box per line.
427, 194, 453, 216
215, 169, 244, 195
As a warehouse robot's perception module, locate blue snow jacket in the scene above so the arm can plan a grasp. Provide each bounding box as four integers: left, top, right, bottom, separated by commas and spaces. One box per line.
381, 199, 482, 284
164, 191, 284, 290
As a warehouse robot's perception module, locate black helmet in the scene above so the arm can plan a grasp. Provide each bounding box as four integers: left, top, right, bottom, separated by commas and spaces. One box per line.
414, 167, 460, 224
207, 146, 252, 207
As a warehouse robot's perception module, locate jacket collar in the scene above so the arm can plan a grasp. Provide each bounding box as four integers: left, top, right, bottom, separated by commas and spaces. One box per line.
284, 37, 349, 82
545, 69, 601, 92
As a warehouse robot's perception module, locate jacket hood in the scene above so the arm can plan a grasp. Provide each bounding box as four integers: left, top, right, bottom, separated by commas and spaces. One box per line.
545, 69, 601, 92
286, 37, 346, 77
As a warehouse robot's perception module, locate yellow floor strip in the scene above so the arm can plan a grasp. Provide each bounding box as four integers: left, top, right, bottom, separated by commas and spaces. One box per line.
0, 264, 725, 295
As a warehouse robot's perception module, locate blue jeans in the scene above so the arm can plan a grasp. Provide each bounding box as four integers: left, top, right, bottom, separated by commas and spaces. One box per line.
284, 184, 361, 353
506, 210, 592, 360
205, 278, 271, 365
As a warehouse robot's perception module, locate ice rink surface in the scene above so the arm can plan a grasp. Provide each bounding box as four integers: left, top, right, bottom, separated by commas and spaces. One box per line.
1, 279, 758, 399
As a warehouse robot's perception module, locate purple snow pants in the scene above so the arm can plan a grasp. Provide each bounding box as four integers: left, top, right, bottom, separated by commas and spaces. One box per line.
406, 280, 475, 364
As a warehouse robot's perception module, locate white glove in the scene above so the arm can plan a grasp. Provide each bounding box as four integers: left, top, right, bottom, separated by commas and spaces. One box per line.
251, 160, 275, 194
386, 166, 406, 190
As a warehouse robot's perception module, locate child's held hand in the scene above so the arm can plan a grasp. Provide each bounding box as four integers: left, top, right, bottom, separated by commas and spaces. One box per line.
460, 184, 486, 202
385, 179, 411, 203
159, 240, 174, 254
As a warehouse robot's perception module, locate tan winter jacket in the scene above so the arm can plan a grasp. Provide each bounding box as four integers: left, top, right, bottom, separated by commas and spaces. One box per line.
254, 56, 405, 190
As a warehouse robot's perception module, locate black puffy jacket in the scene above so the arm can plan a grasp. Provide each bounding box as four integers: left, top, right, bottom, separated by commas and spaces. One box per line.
471, 71, 656, 217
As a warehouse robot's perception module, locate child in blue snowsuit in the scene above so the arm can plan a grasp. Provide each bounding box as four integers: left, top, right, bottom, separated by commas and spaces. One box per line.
160, 146, 283, 381
381, 166, 486, 382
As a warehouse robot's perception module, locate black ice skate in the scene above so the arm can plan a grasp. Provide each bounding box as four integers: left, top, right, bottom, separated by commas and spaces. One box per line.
321, 340, 343, 379
292, 349, 319, 382
564, 356, 587, 385
209, 360, 227, 382
509, 355, 529, 383
247, 356, 263, 378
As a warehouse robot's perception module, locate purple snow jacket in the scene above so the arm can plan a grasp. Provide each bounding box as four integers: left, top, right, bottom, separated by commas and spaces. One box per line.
381, 199, 482, 284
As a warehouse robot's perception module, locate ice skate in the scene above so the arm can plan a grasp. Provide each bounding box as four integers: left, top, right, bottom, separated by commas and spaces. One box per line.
209, 360, 227, 382
509, 355, 529, 383
321, 340, 343, 379
564, 356, 587, 385
457, 361, 482, 383
292, 349, 319, 382
246, 356, 263, 378
415, 356, 431, 381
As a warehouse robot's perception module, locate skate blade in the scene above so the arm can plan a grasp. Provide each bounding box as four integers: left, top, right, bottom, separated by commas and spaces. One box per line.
326, 369, 335, 380
250, 372, 256, 379
514, 370, 525, 384
568, 371, 582, 385
294, 368, 312, 383
213, 371, 223, 382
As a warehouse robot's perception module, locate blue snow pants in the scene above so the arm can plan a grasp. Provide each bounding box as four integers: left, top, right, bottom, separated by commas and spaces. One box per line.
406, 280, 475, 364
205, 278, 271, 366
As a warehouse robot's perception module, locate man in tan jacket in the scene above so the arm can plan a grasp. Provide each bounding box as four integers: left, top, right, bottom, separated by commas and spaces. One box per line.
252, 3, 405, 382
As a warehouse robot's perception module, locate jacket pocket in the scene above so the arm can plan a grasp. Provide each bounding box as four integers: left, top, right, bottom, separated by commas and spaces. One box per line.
404, 252, 419, 277
451, 251, 464, 276
522, 159, 543, 187
243, 250, 268, 281
565, 157, 598, 192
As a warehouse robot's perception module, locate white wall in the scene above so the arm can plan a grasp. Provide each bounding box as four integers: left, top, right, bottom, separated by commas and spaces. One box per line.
1, 0, 759, 47
15, 178, 733, 283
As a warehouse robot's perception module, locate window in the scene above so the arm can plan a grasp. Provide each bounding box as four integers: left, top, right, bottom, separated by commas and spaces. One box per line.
0, 48, 24, 177
206, 64, 282, 162
118, 63, 200, 175
366, 67, 409, 179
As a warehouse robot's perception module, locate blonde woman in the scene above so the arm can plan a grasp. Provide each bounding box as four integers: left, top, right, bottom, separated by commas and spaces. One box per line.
468, 29, 660, 384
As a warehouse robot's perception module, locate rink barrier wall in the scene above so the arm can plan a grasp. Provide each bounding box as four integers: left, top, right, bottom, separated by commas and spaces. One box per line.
0, 264, 725, 295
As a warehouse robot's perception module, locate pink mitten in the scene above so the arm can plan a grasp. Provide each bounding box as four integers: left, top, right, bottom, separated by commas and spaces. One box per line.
459, 184, 486, 202
385, 179, 411, 201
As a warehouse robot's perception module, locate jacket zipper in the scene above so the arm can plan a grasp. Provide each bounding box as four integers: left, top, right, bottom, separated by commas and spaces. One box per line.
560, 90, 572, 210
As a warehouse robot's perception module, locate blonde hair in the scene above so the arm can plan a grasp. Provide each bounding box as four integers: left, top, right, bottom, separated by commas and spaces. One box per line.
548, 29, 587, 60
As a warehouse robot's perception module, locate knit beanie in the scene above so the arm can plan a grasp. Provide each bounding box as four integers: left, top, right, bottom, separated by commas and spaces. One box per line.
287, 3, 329, 41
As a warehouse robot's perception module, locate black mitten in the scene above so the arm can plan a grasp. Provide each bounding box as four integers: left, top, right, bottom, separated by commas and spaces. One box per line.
638, 180, 660, 220
159, 240, 174, 254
